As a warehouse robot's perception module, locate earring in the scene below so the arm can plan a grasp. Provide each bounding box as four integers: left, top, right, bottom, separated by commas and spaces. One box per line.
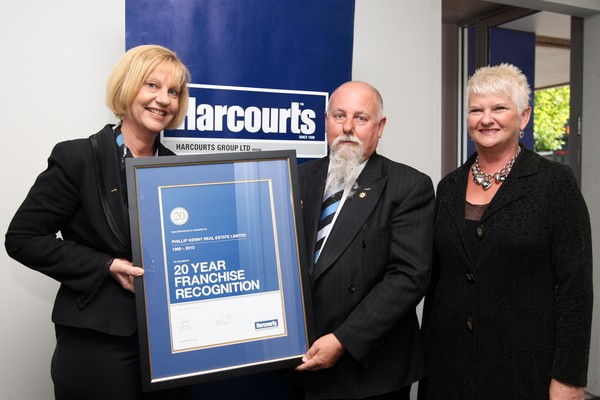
519, 130, 524, 139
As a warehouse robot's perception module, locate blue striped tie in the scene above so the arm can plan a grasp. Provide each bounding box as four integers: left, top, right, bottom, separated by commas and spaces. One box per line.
314, 190, 343, 263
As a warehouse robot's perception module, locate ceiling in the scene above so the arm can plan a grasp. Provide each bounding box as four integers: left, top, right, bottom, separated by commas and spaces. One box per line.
442, 0, 508, 24
442, 0, 571, 89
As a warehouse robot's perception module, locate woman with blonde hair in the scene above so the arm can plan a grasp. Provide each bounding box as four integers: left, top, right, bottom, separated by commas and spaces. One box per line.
6, 44, 192, 399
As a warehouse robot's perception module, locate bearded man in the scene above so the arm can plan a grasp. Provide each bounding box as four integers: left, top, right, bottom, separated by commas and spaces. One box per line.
295, 81, 435, 400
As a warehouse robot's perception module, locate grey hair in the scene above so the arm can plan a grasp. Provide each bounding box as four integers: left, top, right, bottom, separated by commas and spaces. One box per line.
466, 63, 531, 113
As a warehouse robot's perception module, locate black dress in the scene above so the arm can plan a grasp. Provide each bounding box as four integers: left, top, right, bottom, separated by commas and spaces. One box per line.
419, 146, 593, 400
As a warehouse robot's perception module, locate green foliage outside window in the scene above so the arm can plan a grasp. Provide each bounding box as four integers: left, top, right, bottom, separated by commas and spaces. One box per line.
533, 85, 570, 152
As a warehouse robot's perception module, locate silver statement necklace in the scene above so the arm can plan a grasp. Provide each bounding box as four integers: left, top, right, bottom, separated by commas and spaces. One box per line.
471, 146, 521, 190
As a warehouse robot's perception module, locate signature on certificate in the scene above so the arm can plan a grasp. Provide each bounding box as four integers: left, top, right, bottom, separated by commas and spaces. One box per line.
178, 317, 193, 331
216, 314, 234, 326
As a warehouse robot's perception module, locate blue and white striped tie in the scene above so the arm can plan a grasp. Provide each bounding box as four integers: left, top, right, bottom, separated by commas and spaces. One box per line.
314, 190, 343, 263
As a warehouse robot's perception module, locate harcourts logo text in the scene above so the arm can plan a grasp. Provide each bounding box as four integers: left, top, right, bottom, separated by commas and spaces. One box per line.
254, 319, 279, 330
169, 84, 328, 141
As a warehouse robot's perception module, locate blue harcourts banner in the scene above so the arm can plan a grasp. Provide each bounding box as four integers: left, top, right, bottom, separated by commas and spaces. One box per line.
126, 0, 355, 159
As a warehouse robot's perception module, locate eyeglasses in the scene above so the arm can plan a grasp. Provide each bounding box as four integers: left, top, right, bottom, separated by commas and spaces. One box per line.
327, 112, 370, 126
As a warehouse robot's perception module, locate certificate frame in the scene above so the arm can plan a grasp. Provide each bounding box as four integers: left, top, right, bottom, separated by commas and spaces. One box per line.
126, 150, 313, 392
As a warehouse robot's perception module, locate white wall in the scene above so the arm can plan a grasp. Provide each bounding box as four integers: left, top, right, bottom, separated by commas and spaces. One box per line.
0, 1, 440, 399
353, 1, 441, 181
0, 1, 124, 399
353, 5, 441, 399
582, 12, 600, 395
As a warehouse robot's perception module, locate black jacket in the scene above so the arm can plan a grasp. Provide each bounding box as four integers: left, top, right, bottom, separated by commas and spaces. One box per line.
420, 146, 593, 400
299, 153, 435, 399
5, 124, 175, 336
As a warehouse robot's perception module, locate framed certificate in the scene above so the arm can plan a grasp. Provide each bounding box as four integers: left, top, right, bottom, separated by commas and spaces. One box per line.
126, 150, 313, 391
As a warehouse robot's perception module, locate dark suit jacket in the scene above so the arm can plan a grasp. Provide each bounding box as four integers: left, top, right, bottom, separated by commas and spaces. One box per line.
420, 146, 593, 400
298, 153, 435, 399
5, 124, 175, 336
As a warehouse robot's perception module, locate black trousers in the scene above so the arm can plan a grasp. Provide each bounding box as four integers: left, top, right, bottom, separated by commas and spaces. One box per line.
52, 325, 192, 400
292, 385, 411, 400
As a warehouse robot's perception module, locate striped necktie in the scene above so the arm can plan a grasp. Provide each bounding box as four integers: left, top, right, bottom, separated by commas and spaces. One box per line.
314, 190, 344, 263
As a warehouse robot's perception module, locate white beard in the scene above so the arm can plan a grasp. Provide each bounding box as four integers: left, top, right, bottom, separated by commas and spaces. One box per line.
324, 135, 365, 198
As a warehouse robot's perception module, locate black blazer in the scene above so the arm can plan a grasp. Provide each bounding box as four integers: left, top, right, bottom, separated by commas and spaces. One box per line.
298, 153, 435, 399
5, 124, 175, 336
420, 146, 593, 400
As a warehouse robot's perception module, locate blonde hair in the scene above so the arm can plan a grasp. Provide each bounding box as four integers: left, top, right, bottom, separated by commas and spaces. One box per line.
106, 44, 190, 129
467, 63, 531, 113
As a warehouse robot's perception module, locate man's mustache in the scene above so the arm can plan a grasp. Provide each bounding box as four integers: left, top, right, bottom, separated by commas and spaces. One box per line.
332, 135, 361, 146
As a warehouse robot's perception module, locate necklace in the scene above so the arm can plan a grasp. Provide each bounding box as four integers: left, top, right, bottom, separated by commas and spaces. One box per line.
471, 146, 521, 190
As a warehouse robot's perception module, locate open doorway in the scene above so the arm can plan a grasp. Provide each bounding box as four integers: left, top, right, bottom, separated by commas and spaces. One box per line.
441, 4, 583, 185
498, 12, 576, 169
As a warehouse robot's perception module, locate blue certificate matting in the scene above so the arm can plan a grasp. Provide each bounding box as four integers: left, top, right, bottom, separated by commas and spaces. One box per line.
128, 153, 310, 386
161, 180, 285, 352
